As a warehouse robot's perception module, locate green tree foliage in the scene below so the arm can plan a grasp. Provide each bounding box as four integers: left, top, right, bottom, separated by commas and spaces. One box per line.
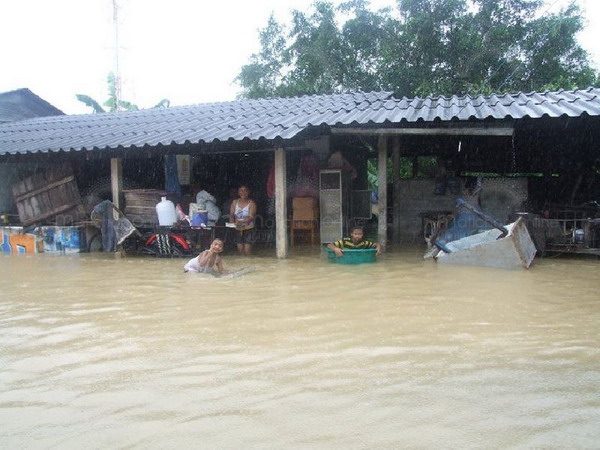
236, 0, 597, 99
76, 72, 170, 113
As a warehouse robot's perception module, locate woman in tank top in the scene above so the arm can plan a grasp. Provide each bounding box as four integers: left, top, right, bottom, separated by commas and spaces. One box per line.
229, 184, 257, 256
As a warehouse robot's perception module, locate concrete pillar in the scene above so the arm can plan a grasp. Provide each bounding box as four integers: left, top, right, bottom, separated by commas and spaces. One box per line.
377, 136, 388, 249
111, 157, 123, 213
274, 147, 288, 259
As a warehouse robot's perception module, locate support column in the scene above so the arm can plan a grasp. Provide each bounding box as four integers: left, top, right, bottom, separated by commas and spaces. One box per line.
392, 137, 401, 244
274, 147, 288, 259
111, 157, 123, 212
377, 136, 388, 250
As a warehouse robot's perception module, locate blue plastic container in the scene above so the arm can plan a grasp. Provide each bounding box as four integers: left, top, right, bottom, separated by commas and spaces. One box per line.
326, 248, 377, 264
191, 211, 208, 227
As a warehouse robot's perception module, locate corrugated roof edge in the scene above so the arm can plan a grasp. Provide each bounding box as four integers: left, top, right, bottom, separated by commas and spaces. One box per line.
0, 87, 599, 156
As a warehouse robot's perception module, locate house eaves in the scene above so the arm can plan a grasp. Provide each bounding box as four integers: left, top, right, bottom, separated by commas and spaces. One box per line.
0, 88, 598, 156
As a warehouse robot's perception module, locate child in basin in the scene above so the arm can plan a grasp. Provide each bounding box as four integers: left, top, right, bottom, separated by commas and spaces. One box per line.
327, 226, 381, 258
184, 238, 225, 274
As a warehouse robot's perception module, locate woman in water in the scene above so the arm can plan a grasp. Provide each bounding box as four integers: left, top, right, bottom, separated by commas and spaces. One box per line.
229, 184, 257, 256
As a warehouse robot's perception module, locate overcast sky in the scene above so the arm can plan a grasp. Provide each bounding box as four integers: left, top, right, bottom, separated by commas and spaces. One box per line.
1, 0, 598, 115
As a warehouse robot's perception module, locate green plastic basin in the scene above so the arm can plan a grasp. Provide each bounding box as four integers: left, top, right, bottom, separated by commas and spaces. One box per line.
326, 248, 377, 264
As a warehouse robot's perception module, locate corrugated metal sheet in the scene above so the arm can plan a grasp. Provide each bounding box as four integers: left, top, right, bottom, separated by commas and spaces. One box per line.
0, 88, 599, 155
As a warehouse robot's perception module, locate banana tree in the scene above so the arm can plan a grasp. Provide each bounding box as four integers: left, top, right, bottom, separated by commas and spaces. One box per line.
76, 72, 169, 113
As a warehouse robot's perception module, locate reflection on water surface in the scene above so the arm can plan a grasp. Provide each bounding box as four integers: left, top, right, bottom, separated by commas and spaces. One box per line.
1, 250, 599, 447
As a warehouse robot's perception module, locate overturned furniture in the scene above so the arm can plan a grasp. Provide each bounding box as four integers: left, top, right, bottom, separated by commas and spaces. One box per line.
12, 165, 83, 226
434, 218, 536, 269
90, 200, 138, 252
427, 199, 537, 269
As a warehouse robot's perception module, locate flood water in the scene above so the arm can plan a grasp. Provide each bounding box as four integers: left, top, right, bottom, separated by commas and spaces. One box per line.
1, 248, 599, 448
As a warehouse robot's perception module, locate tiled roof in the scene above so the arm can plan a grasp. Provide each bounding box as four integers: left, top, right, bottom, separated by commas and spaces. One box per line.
0, 88, 65, 124
1, 87, 598, 155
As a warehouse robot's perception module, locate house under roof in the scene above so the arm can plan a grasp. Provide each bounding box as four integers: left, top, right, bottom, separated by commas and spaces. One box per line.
1, 87, 598, 258
0, 87, 598, 156
0, 88, 64, 124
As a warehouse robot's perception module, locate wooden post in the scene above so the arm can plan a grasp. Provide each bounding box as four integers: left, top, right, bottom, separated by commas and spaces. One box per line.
392, 137, 401, 244
377, 136, 388, 250
274, 147, 288, 259
111, 157, 123, 214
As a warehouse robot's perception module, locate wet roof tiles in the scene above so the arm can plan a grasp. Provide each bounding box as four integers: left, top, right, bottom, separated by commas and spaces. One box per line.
0, 87, 598, 155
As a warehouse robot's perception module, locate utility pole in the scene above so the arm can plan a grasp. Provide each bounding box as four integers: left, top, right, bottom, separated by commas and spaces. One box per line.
112, 0, 122, 111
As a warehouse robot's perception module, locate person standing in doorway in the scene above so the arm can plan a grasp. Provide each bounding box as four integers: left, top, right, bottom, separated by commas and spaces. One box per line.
230, 184, 257, 256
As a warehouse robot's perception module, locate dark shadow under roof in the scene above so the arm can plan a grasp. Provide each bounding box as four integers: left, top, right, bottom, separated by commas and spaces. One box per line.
0, 87, 598, 156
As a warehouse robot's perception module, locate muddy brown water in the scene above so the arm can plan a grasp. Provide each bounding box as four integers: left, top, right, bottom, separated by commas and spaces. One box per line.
1, 249, 599, 447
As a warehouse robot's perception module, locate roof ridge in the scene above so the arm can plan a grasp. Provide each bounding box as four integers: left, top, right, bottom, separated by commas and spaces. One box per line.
0, 87, 33, 96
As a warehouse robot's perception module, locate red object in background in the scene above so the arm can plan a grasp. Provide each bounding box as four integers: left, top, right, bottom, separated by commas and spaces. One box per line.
145, 232, 191, 250
267, 165, 275, 198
